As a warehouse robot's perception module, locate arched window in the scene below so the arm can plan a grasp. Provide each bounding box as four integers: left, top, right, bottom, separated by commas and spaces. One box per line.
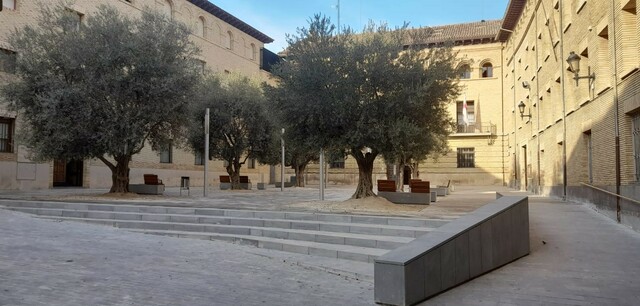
250, 43, 256, 60
227, 31, 234, 50
162, 0, 172, 19
196, 16, 205, 37
459, 64, 471, 79
482, 62, 493, 78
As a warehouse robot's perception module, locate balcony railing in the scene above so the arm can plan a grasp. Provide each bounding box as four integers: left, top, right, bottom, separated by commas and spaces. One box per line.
456, 123, 496, 134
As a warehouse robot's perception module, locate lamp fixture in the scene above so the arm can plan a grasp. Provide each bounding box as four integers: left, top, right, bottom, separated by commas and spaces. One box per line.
518, 101, 532, 119
566, 51, 595, 86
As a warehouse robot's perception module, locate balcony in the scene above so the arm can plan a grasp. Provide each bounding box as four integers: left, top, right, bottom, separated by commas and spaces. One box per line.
455, 123, 496, 134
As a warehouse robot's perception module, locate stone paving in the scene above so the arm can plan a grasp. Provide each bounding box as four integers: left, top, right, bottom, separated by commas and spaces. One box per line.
1, 187, 639, 305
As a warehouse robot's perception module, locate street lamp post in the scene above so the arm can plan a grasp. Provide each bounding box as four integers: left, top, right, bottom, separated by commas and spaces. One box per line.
281, 128, 285, 192
204, 108, 210, 197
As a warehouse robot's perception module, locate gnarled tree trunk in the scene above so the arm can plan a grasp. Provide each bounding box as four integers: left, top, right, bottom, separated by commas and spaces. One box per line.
351, 148, 378, 199
293, 163, 307, 187
99, 155, 131, 193
226, 160, 242, 190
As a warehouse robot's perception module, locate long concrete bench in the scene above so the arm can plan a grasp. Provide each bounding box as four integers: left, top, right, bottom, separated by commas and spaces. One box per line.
374, 194, 529, 305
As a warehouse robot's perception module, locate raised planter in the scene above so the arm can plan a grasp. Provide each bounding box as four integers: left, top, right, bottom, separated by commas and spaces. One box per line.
129, 184, 164, 195
378, 191, 430, 205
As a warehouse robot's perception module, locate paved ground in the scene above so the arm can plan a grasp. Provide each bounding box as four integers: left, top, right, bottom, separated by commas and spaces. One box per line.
1, 187, 639, 305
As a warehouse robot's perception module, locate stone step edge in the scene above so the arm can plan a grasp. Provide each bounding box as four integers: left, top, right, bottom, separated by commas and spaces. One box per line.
8, 206, 433, 233
0, 200, 451, 226
128, 229, 389, 263
33, 215, 424, 242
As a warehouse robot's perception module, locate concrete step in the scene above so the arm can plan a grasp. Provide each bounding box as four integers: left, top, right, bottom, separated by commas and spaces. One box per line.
0, 200, 449, 228
4, 206, 433, 238
127, 229, 388, 263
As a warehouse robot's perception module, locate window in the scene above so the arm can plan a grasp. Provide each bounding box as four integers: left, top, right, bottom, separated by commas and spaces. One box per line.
196, 16, 205, 37
456, 100, 475, 132
457, 148, 475, 168
194, 150, 204, 165
481, 62, 493, 78
596, 25, 611, 92
0, 118, 14, 153
0, 49, 17, 74
620, 0, 638, 77
459, 64, 471, 79
2, 0, 15, 10
197, 60, 206, 74
248, 158, 256, 169
634, 114, 640, 181
227, 31, 234, 50
159, 145, 172, 163
329, 157, 345, 169
250, 43, 257, 60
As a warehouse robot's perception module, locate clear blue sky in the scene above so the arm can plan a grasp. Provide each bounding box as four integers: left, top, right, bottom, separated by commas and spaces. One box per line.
211, 0, 510, 52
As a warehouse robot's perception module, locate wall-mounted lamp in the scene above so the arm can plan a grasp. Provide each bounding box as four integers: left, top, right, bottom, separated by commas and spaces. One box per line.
566, 51, 595, 86
518, 101, 532, 119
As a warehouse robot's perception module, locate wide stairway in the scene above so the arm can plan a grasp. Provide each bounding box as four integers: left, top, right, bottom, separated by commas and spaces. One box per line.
0, 200, 450, 262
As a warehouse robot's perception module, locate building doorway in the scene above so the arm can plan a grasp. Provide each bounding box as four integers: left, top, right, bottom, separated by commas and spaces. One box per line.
403, 166, 411, 185
53, 159, 84, 187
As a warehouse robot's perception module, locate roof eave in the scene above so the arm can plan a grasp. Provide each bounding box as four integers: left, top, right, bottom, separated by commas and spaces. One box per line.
496, 0, 526, 42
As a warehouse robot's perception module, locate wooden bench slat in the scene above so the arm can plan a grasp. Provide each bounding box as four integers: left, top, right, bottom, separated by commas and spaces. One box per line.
377, 180, 397, 192
143, 174, 162, 185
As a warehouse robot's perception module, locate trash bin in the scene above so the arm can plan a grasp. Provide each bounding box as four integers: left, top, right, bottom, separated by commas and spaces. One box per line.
180, 176, 190, 196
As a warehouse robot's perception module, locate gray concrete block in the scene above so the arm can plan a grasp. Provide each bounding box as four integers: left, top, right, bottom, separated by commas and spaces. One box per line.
138, 207, 167, 214
433, 188, 447, 196
254, 211, 285, 219
440, 239, 456, 290
316, 214, 351, 223
230, 218, 264, 227
405, 257, 426, 306
258, 241, 283, 251
129, 184, 164, 195
113, 206, 140, 213
208, 226, 250, 235
376, 240, 405, 250
261, 230, 289, 239
308, 247, 338, 259
345, 237, 376, 248
378, 191, 431, 205
199, 217, 230, 225
224, 210, 254, 218
431, 191, 438, 202
350, 226, 381, 235
468, 226, 482, 278
423, 249, 442, 298
169, 215, 199, 223
315, 234, 345, 245
290, 222, 319, 231
337, 251, 369, 262
282, 244, 308, 255
194, 209, 224, 216
141, 214, 171, 222
219, 183, 231, 190
171, 223, 204, 232
480, 220, 493, 274
319, 223, 350, 233
352, 216, 387, 225
374, 262, 405, 305
454, 232, 470, 284
87, 204, 113, 211
117, 213, 142, 221
38, 209, 63, 216
285, 213, 316, 221
64, 204, 88, 210
249, 228, 263, 236
287, 232, 316, 242
264, 220, 291, 229
166, 208, 195, 215
62, 211, 86, 218
381, 228, 421, 238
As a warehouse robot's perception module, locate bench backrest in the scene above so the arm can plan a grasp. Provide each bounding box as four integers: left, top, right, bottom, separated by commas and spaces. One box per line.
143, 174, 161, 185
409, 179, 422, 187
411, 181, 430, 193
377, 180, 397, 192
240, 176, 250, 183
220, 175, 231, 183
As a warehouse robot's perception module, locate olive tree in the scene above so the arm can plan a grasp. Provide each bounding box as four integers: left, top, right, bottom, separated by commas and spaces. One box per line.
2, 3, 202, 192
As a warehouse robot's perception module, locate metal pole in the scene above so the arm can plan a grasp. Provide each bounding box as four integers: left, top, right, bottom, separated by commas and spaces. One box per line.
281, 128, 285, 192
319, 149, 325, 200
204, 108, 210, 197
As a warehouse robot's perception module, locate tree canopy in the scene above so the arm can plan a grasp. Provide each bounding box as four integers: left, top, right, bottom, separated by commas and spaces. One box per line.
188, 75, 273, 189
2, 4, 202, 192
267, 15, 460, 198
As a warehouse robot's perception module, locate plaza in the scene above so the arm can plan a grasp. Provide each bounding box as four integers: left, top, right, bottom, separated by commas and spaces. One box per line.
0, 186, 639, 305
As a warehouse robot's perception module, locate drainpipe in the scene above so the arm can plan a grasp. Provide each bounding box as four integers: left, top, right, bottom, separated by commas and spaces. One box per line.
513, 50, 518, 190
501, 44, 506, 186
611, 0, 622, 222
559, 0, 568, 200
534, 7, 542, 194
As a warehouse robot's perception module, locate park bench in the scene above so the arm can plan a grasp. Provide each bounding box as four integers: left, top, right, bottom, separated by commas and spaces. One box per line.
377, 179, 431, 205
129, 174, 165, 195
219, 175, 252, 190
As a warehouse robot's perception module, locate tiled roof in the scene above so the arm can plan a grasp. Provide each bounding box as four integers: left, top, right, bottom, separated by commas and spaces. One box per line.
412, 19, 503, 46
188, 0, 274, 43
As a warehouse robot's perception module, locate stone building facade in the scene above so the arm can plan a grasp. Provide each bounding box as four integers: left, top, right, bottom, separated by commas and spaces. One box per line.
0, 0, 275, 190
